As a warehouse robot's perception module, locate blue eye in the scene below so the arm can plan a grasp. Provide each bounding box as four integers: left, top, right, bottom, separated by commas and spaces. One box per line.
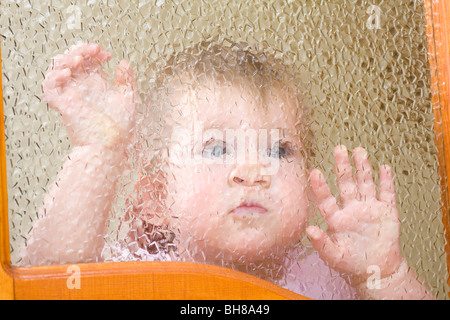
203, 140, 227, 158
268, 142, 292, 159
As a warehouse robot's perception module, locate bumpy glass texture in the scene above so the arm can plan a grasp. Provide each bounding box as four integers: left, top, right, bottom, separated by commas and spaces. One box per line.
0, 0, 448, 299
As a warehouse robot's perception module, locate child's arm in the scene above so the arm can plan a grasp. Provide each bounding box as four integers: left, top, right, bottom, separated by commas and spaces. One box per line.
306, 145, 435, 300
20, 44, 137, 266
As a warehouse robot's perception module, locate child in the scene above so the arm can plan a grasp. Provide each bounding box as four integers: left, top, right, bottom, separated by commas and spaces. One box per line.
21, 41, 434, 300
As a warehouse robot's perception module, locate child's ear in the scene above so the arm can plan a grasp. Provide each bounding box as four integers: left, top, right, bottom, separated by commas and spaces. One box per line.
127, 171, 168, 227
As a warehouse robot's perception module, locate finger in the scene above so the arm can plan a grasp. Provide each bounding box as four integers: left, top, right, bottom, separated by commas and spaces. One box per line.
379, 165, 398, 210
52, 54, 83, 71
115, 60, 135, 86
306, 226, 341, 265
42, 69, 72, 107
310, 169, 339, 220
43, 68, 72, 88
352, 147, 377, 200
97, 49, 112, 63
334, 145, 358, 205
69, 43, 111, 67
115, 60, 138, 116
48, 85, 83, 116
69, 43, 101, 58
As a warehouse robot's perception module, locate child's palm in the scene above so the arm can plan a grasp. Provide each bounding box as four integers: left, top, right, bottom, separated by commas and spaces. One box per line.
42, 43, 136, 148
307, 146, 404, 284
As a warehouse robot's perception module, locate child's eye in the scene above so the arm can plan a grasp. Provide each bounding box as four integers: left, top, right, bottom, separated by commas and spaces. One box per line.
202, 139, 227, 158
268, 142, 293, 159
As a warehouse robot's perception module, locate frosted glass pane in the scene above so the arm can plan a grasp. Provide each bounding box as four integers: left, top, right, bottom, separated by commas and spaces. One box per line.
1, 0, 448, 299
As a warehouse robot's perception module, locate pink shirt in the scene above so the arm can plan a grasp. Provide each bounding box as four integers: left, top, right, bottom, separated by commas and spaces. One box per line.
280, 249, 358, 300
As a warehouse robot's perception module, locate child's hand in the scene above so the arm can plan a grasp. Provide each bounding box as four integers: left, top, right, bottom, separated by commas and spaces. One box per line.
306, 145, 405, 285
42, 43, 137, 148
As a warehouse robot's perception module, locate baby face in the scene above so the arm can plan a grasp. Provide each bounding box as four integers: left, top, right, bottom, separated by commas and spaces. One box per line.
163, 78, 310, 264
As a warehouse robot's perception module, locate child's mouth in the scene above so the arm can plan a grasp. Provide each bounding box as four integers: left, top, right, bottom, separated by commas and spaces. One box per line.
230, 200, 268, 215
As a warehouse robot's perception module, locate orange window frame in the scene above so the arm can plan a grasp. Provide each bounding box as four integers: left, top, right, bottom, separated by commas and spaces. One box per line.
0, 0, 449, 300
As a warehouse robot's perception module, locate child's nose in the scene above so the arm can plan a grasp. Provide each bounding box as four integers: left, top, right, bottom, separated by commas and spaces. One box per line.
228, 164, 271, 188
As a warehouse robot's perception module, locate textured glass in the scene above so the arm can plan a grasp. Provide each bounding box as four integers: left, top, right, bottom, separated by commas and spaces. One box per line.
0, 0, 448, 299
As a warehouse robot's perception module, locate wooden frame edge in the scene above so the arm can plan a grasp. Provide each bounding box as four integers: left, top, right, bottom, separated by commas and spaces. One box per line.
10, 261, 309, 300
0, 39, 14, 300
425, 0, 450, 298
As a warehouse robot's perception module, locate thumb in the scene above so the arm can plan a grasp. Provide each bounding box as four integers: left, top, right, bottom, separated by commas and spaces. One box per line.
306, 226, 340, 265
115, 60, 137, 88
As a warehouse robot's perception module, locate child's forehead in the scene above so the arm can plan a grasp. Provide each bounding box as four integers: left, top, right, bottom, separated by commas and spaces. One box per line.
169, 78, 301, 128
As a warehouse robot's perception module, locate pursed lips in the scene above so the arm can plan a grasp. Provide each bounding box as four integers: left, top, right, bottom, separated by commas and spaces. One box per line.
230, 199, 268, 215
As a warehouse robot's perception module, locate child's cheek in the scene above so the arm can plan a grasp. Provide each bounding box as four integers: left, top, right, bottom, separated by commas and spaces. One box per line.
167, 164, 228, 232
274, 165, 310, 235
